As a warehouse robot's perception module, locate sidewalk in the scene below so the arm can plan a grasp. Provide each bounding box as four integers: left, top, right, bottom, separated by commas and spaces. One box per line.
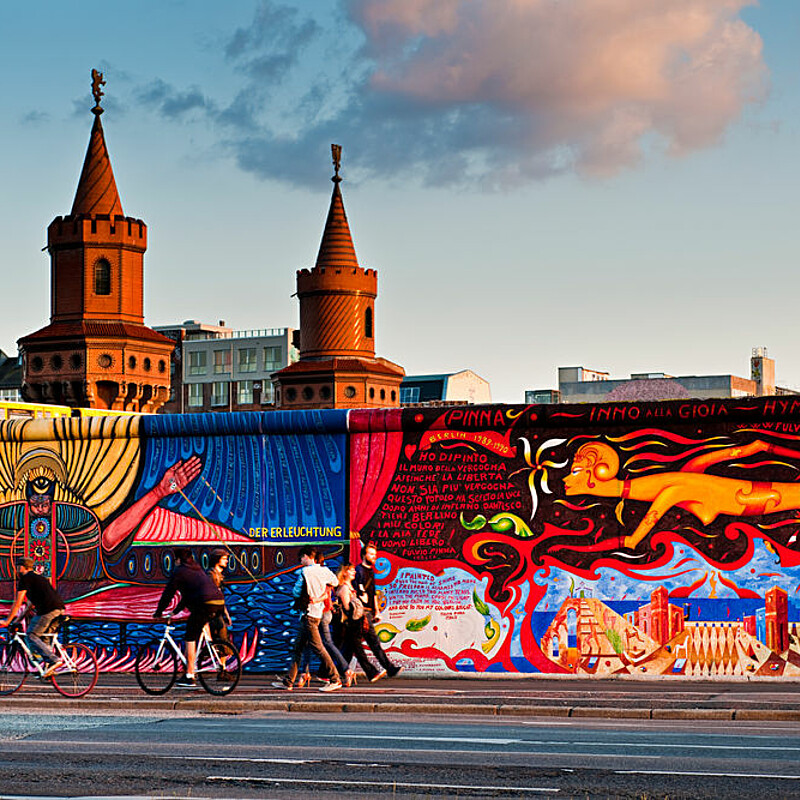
5, 674, 800, 721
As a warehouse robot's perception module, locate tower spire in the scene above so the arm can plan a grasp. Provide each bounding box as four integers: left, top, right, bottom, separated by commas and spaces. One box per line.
71, 69, 123, 217
314, 144, 358, 270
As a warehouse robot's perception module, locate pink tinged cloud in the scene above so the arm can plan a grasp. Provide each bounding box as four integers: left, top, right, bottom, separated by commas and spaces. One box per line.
348, 0, 768, 177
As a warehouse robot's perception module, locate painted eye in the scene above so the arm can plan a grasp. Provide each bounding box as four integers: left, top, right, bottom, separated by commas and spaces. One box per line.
571, 468, 581, 475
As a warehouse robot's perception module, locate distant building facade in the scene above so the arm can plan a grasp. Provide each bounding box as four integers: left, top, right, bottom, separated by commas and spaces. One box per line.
155, 321, 297, 413
527, 348, 797, 405
0, 351, 22, 402
400, 370, 492, 406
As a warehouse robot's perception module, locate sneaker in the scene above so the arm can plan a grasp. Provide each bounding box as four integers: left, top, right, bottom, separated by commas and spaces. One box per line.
370, 669, 387, 683
387, 666, 404, 678
319, 681, 342, 693
41, 661, 62, 679
175, 677, 198, 689
271, 680, 293, 691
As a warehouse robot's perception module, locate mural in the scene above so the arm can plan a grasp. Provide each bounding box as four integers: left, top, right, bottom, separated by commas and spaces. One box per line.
2, 397, 799, 678
350, 400, 800, 676
0, 411, 348, 672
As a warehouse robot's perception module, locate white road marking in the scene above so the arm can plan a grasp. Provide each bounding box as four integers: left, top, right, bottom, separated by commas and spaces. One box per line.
617, 770, 800, 780
336, 733, 521, 745
157, 755, 315, 764
526, 740, 798, 752
208, 775, 559, 793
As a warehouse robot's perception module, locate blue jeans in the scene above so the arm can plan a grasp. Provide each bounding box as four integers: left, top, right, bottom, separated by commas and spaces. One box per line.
299, 611, 350, 678
287, 615, 337, 684
319, 610, 350, 677
27, 610, 62, 666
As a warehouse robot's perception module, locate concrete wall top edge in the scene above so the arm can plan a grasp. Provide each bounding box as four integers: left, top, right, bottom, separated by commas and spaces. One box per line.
0, 409, 350, 443
351, 396, 800, 434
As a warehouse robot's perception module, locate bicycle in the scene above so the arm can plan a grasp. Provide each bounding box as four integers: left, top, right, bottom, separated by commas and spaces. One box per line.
134, 616, 241, 696
0, 617, 99, 698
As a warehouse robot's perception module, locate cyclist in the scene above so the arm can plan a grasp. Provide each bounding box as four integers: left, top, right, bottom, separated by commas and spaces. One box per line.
0, 557, 66, 678
206, 548, 232, 642
154, 547, 225, 689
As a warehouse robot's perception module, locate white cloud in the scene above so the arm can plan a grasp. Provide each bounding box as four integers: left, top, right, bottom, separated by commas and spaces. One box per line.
131, 0, 769, 188
347, 0, 768, 180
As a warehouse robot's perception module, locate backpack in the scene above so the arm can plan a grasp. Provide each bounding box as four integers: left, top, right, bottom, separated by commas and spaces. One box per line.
349, 595, 365, 621
292, 572, 309, 612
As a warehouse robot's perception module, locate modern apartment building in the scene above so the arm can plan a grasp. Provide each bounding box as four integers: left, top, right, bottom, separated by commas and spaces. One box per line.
155, 321, 298, 413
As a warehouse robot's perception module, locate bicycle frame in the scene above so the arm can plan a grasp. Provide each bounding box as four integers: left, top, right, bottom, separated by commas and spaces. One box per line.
7, 625, 73, 678
152, 620, 222, 673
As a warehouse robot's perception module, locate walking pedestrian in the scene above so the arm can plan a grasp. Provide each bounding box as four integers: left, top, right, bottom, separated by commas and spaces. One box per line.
315, 551, 351, 683
354, 543, 402, 680
335, 563, 381, 684
272, 546, 341, 692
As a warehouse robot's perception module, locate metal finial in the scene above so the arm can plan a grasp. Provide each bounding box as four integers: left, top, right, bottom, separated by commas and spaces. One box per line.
91, 69, 106, 116
331, 144, 342, 183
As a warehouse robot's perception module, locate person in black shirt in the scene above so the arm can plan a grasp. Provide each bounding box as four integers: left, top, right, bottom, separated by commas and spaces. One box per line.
155, 547, 225, 689
206, 549, 232, 643
0, 557, 66, 677
354, 543, 402, 680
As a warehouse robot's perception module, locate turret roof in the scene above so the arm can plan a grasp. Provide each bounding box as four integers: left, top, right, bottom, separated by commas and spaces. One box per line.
314, 178, 359, 270
71, 113, 124, 217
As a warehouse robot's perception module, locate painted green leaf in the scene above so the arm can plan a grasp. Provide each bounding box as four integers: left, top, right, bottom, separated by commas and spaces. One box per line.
405, 614, 431, 632
460, 512, 487, 531
488, 515, 515, 533
472, 589, 490, 616
376, 627, 398, 644
487, 512, 534, 538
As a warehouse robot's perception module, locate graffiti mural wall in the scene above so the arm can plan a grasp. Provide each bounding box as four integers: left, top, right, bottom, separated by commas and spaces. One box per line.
350, 400, 800, 677
0, 411, 348, 672
3, 397, 800, 678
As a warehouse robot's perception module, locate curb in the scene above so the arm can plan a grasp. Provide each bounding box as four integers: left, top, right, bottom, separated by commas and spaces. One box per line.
734, 709, 800, 721
3, 696, 798, 721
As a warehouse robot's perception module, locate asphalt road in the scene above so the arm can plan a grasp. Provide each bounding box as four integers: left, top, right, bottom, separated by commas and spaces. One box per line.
0, 710, 799, 799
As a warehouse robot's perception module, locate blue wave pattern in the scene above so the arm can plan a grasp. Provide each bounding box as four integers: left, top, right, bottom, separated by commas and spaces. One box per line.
137, 411, 348, 539
71, 570, 344, 673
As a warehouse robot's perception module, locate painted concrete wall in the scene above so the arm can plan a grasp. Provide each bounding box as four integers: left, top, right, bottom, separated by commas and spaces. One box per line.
0, 411, 347, 673
1, 396, 799, 677
350, 398, 800, 676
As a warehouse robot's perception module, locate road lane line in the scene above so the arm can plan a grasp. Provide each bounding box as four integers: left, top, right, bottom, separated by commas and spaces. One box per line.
616, 770, 800, 780
336, 733, 521, 745
541, 741, 797, 752
156, 755, 316, 764
207, 775, 559, 793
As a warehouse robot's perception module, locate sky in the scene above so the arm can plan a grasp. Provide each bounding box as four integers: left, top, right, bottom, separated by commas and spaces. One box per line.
1, 0, 799, 403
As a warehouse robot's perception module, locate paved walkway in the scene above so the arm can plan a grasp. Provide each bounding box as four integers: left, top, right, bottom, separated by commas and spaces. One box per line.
5, 674, 800, 720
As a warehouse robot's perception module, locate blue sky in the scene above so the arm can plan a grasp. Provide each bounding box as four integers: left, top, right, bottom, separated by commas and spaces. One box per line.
2, 1, 799, 402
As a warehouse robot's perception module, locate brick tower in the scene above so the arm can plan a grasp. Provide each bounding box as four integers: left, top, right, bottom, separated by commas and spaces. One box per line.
19, 70, 173, 412
273, 145, 404, 409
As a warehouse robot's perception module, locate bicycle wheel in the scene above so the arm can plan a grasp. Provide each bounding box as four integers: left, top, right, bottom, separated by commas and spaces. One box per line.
135, 638, 178, 695
0, 643, 28, 695
50, 643, 99, 698
196, 639, 241, 696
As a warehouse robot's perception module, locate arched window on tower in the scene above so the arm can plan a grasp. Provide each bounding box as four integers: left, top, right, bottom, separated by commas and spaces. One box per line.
94, 259, 111, 295
365, 306, 373, 339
